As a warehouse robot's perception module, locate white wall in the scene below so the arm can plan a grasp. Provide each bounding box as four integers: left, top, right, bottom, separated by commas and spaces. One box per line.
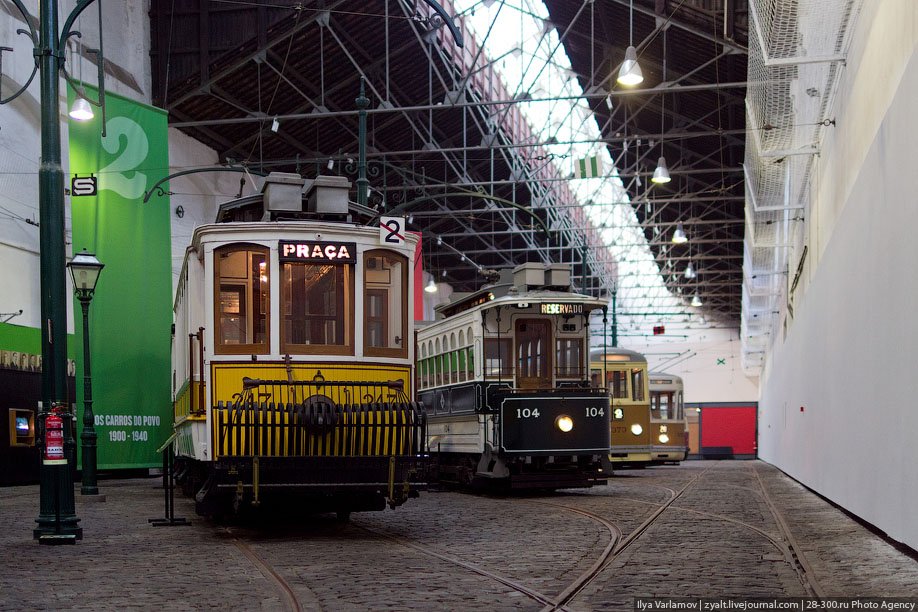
758, 1, 918, 550
628, 326, 759, 404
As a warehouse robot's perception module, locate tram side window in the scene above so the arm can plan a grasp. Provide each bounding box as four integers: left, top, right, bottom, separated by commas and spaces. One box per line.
282, 261, 353, 355
215, 246, 269, 354
484, 338, 512, 378
555, 338, 583, 378
458, 349, 467, 382
631, 368, 645, 401
364, 251, 407, 357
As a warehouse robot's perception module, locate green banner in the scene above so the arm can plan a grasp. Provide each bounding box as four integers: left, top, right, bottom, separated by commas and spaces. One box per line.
68, 86, 172, 469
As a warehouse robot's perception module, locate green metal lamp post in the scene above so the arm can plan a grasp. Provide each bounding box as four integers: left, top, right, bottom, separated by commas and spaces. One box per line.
68, 250, 104, 496
1, 0, 106, 542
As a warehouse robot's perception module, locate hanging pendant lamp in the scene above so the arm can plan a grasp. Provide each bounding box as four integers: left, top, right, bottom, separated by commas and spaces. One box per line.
671, 223, 688, 244
424, 278, 438, 294
69, 97, 94, 121
652, 156, 671, 184
617, 46, 643, 86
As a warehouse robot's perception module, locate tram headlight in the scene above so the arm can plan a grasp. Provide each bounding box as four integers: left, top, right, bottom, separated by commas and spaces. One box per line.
630, 424, 643, 436
658, 433, 670, 444
556, 415, 574, 433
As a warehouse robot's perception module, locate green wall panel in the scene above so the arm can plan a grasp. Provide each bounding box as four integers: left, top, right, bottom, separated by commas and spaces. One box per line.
0, 323, 76, 359
68, 86, 172, 469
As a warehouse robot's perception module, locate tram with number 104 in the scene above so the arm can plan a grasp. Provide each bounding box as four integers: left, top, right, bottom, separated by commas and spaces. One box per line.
648, 372, 689, 463
418, 263, 611, 489
590, 346, 653, 467
171, 172, 427, 518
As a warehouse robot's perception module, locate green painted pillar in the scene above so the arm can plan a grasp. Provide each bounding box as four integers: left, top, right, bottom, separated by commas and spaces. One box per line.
34, 0, 81, 541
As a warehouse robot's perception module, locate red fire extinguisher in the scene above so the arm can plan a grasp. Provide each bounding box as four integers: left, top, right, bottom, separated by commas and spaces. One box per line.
43, 409, 67, 466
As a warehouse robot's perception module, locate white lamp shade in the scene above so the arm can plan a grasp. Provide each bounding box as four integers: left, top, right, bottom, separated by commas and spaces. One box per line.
691, 293, 703, 307
617, 46, 644, 86
69, 97, 94, 121
672, 223, 688, 244
651, 156, 671, 183
68, 250, 104, 293
424, 278, 438, 293
684, 262, 696, 279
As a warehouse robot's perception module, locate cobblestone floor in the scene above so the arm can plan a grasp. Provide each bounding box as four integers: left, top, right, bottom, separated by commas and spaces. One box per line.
1, 461, 916, 611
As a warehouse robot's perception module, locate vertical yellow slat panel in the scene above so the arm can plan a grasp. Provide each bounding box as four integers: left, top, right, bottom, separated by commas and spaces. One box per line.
382, 408, 390, 456
368, 410, 376, 456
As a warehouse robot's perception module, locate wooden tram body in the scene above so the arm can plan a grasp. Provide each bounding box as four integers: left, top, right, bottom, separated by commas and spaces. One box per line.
648, 372, 689, 463
590, 347, 653, 466
418, 263, 610, 489
171, 174, 426, 516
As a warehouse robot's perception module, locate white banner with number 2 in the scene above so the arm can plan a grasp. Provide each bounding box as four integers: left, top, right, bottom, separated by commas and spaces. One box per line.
379, 216, 406, 245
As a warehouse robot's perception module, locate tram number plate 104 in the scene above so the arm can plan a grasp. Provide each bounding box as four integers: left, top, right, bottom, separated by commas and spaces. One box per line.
500, 396, 611, 452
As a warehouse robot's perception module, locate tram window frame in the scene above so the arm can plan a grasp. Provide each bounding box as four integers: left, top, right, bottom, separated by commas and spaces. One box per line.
457, 348, 467, 382
484, 338, 513, 378
606, 369, 629, 399
280, 260, 354, 356
214, 244, 270, 355
631, 368, 646, 401
555, 337, 583, 378
363, 250, 408, 358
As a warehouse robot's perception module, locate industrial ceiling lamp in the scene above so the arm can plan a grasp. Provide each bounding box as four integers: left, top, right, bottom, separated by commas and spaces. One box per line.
69, 96, 94, 121
424, 277, 438, 294
617, 1, 643, 86
691, 292, 703, 307
651, 157, 671, 183
671, 223, 688, 244
683, 261, 696, 279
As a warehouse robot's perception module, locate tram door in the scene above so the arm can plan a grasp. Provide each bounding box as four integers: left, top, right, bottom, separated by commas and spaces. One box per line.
515, 319, 552, 389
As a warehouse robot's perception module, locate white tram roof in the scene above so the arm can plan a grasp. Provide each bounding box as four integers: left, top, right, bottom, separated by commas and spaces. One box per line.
589, 346, 648, 364
649, 372, 684, 385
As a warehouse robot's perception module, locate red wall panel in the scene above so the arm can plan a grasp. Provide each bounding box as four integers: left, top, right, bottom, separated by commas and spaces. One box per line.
700, 406, 757, 455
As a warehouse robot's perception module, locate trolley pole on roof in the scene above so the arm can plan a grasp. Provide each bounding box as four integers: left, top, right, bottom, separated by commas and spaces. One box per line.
356, 78, 369, 208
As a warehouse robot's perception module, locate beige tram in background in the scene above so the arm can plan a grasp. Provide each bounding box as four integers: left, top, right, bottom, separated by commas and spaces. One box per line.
648, 372, 689, 463
590, 347, 652, 466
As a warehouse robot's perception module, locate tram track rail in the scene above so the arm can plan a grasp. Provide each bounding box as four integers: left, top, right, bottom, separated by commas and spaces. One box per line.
222, 527, 305, 612
214, 462, 823, 611
749, 463, 826, 598
353, 521, 560, 607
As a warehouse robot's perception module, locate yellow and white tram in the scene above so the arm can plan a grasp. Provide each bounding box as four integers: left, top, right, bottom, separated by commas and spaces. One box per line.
171, 173, 426, 517
418, 263, 611, 489
590, 347, 653, 467
648, 372, 689, 463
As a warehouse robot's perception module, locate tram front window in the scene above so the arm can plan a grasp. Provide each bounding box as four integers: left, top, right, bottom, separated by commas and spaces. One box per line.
364, 251, 407, 357
215, 246, 269, 354
631, 368, 645, 401
282, 262, 352, 354
484, 338, 512, 378
516, 319, 552, 389
606, 370, 628, 399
